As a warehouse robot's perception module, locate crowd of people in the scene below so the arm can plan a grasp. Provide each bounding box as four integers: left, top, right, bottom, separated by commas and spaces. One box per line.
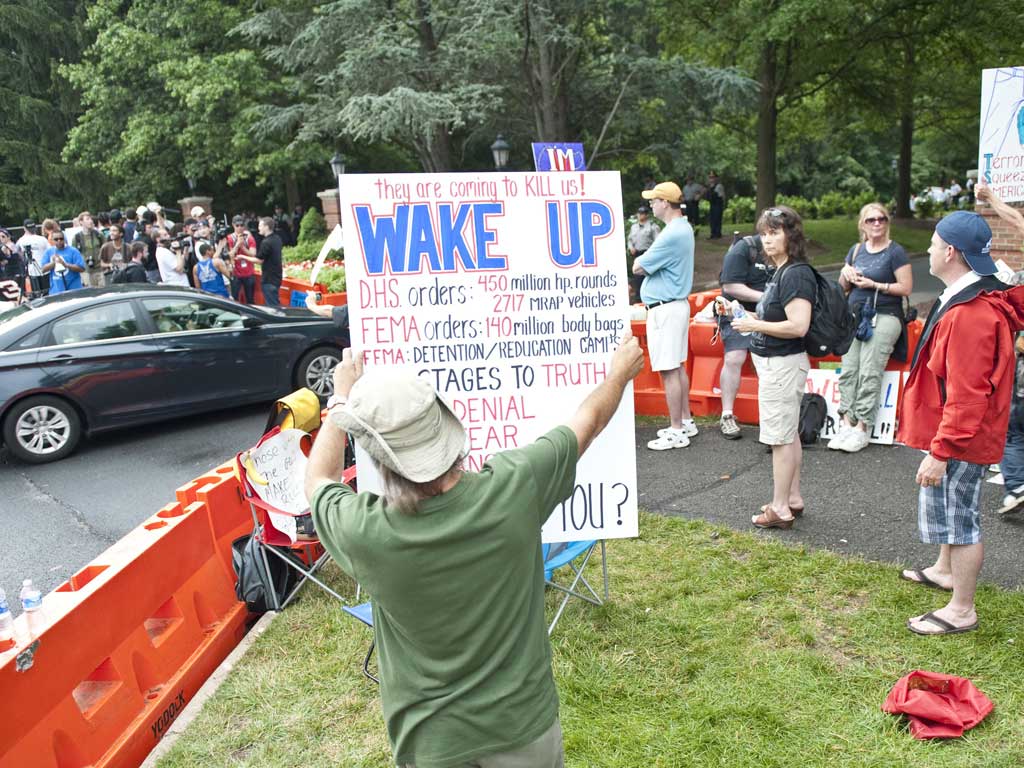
0, 203, 305, 307
629, 177, 1024, 642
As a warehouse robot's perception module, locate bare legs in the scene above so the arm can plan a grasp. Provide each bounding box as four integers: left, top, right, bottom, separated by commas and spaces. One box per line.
659, 366, 692, 428
906, 543, 983, 633
770, 439, 803, 518
720, 350, 746, 414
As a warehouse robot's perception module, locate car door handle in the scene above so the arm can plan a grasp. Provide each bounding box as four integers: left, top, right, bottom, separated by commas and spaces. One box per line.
42, 354, 75, 364
163, 347, 190, 353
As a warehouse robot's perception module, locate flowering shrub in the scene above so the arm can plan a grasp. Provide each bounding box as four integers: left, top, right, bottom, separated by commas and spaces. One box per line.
284, 261, 346, 293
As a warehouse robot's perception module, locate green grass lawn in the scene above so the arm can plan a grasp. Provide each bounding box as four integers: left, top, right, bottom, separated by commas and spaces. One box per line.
694, 217, 934, 272
156, 513, 1024, 768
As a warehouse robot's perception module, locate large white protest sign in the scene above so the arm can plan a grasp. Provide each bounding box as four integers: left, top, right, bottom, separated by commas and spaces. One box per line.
340, 171, 637, 543
979, 66, 1024, 202
806, 368, 900, 445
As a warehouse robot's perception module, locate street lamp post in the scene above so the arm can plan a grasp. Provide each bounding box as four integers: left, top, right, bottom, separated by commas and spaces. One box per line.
490, 135, 511, 170
330, 152, 347, 180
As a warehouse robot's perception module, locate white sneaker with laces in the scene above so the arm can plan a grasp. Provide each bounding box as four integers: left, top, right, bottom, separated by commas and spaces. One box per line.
998, 492, 1024, 515
827, 423, 853, 450
648, 428, 691, 450
658, 419, 699, 438
839, 428, 870, 453
720, 414, 741, 439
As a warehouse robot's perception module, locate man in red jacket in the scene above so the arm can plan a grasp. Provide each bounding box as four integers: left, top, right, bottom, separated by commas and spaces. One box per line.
897, 211, 1024, 635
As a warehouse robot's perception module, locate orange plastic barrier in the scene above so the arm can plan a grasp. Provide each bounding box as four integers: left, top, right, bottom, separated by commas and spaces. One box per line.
687, 320, 761, 423
633, 300, 924, 423
0, 497, 249, 768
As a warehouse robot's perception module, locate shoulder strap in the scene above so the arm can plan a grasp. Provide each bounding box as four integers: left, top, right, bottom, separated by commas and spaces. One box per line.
742, 236, 762, 265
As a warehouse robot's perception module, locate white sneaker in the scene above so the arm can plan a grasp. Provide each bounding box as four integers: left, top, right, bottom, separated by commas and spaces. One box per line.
838, 428, 870, 453
658, 419, 698, 438
998, 493, 1024, 515
827, 423, 853, 450
648, 428, 691, 450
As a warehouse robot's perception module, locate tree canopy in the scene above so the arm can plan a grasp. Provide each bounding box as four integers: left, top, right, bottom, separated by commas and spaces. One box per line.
1, 0, 1020, 223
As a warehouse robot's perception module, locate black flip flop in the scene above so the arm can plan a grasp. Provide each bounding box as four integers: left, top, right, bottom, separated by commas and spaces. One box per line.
899, 569, 952, 592
907, 611, 978, 636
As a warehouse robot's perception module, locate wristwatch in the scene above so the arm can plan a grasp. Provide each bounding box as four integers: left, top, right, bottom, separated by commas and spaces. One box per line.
325, 394, 347, 411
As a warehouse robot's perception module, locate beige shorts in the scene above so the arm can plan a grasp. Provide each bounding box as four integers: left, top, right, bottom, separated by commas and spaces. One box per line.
646, 300, 690, 372
752, 352, 810, 445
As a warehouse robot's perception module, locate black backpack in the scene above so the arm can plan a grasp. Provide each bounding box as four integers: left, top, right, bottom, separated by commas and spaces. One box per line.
231, 532, 305, 613
798, 393, 827, 445
802, 267, 857, 358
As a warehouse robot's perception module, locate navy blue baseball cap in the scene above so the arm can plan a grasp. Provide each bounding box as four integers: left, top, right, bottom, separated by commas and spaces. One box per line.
936, 211, 995, 276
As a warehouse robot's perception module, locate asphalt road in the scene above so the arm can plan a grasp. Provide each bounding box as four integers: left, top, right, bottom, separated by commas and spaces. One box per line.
0, 403, 271, 597
636, 422, 1024, 590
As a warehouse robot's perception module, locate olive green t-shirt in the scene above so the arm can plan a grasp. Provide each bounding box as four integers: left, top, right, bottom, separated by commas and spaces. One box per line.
311, 426, 578, 768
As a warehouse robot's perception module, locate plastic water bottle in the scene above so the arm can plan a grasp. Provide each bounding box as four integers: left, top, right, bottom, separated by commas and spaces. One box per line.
731, 301, 752, 336
19, 579, 44, 638
0, 588, 14, 651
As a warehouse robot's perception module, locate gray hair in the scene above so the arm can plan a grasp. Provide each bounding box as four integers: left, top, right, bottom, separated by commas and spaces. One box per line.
375, 454, 464, 515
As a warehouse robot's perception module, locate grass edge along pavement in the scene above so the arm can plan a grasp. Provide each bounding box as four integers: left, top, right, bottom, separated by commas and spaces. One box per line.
154, 513, 1024, 768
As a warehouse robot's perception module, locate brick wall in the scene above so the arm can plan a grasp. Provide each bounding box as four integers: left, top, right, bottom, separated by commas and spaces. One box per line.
317, 189, 341, 230
977, 200, 1024, 271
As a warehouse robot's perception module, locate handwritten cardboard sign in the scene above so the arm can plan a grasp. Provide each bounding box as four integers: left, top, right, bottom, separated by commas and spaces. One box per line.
340, 171, 637, 542
979, 66, 1024, 203
806, 368, 900, 445
248, 429, 310, 541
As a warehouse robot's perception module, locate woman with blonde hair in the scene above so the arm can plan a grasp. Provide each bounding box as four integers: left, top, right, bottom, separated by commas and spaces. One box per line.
832, 203, 913, 452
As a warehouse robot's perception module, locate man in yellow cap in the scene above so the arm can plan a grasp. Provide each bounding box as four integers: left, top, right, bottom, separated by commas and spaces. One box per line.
632, 181, 697, 449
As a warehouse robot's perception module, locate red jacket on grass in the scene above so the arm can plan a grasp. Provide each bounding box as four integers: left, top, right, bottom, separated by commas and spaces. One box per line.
897, 278, 1024, 464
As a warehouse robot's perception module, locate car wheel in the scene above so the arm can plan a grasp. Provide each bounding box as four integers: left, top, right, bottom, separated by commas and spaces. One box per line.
296, 347, 341, 399
3, 395, 83, 464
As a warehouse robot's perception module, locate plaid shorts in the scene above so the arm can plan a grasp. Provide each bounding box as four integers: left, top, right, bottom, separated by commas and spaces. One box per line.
917, 459, 985, 545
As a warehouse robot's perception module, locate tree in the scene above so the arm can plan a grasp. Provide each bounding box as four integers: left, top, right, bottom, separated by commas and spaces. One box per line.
239, 0, 516, 173
0, 0, 108, 220
63, 0, 330, 213
662, 0, 894, 211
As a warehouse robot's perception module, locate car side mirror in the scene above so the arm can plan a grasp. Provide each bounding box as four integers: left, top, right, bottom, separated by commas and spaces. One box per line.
242, 317, 262, 329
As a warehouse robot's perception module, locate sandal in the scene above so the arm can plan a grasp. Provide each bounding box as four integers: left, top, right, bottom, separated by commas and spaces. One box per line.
907, 611, 978, 636
752, 504, 794, 529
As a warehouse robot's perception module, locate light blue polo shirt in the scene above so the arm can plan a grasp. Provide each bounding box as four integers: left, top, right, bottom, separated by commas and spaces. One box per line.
635, 217, 694, 305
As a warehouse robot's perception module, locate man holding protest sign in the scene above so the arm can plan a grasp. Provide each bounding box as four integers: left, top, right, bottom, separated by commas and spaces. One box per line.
305, 332, 644, 768
898, 211, 1024, 636
632, 181, 697, 449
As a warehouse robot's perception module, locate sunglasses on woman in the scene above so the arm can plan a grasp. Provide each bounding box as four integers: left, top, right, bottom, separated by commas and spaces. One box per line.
865, 216, 889, 224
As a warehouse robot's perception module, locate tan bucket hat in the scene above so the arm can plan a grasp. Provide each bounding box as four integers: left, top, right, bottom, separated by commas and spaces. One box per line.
330, 370, 466, 482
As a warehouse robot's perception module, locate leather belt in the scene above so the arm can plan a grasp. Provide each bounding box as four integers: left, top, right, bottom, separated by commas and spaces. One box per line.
645, 299, 684, 310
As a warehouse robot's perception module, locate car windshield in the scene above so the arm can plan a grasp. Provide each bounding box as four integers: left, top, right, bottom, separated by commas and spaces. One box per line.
0, 303, 32, 327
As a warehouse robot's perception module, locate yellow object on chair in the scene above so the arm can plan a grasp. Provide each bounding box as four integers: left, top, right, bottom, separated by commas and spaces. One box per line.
264, 387, 323, 434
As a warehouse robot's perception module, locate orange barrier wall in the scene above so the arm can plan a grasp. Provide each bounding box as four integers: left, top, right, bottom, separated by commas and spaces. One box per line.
633, 288, 924, 423
0, 491, 251, 768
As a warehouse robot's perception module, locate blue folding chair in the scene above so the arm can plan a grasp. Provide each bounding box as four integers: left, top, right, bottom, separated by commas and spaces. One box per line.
342, 602, 378, 683
542, 540, 608, 634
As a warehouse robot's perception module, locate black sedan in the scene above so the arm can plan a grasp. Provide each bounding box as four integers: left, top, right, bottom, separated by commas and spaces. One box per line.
0, 285, 349, 463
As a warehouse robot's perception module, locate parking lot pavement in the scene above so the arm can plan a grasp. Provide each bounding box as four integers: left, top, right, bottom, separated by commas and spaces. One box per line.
634, 422, 1024, 590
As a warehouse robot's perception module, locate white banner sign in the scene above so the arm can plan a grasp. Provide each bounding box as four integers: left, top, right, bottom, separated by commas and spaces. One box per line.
340, 171, 637, 543
806, 368, 900, 445
979, 66, 1024, 203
